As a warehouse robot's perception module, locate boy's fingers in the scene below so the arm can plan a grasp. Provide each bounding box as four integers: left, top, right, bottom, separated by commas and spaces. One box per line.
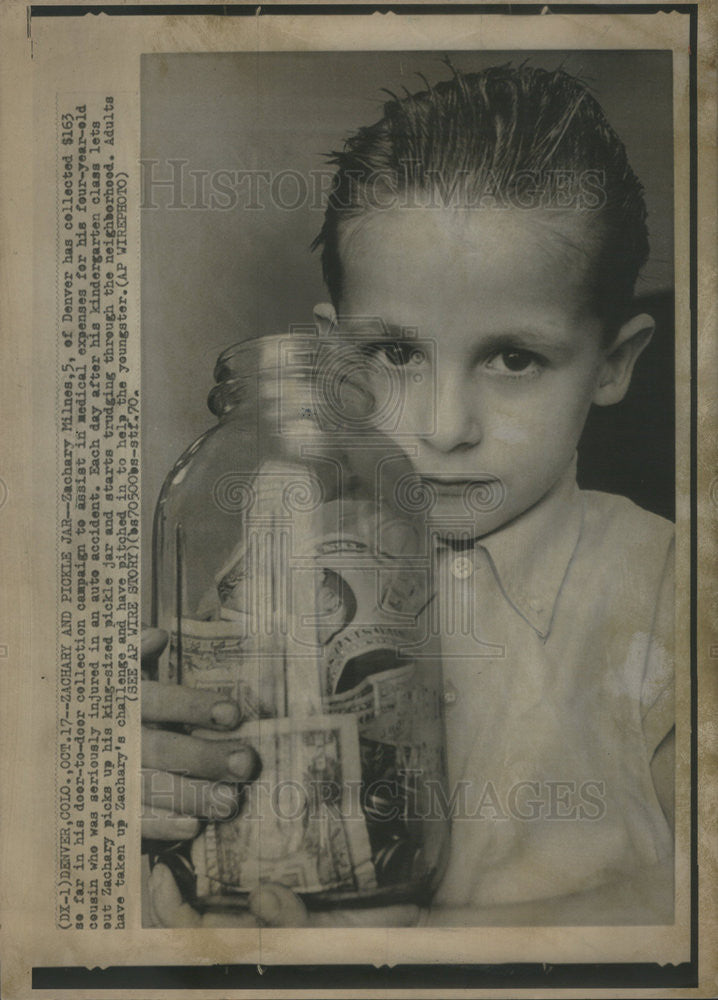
307, 903, 420, 927
200, 909, 260, 928
141, 808, 201, 841
248, 883, 309, 927
148, 862, 418, 926
149, 864, 258, 927
142, 728, 257, 783
141, 769, 240, 820
142, 681, 241, 730
141, 628, 169, 661
148, 863, 202, 926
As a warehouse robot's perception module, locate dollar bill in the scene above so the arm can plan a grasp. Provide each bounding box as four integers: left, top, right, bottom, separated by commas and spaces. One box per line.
327, 661, 446, 784
326, 662, 415, 725
191, 715, 376, 898
167, 617, 287, 719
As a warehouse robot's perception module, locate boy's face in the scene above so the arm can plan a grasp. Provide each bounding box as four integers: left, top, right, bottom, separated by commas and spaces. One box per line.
322, 207, 649, 537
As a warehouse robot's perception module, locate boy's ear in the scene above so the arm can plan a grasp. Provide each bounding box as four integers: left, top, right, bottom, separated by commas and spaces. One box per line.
592, 313, 655, 407
313, 302, 337, 336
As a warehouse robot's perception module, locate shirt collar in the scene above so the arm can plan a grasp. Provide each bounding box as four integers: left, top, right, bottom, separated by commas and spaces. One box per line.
458, 456, 584, 639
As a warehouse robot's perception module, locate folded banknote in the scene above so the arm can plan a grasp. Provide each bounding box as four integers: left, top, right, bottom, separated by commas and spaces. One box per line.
191, 714, 377, 898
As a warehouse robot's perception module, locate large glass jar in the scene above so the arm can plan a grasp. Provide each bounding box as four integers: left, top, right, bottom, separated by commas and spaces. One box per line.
150, 332, 449, 912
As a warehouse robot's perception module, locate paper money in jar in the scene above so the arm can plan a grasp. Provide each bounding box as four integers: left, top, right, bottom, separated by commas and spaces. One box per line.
151, 334, 450, 911
190, 715, 377, 907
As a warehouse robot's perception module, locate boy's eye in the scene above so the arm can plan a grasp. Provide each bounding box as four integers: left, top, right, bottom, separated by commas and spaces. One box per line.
364, 341, 417, 367
485, 349, 544, 377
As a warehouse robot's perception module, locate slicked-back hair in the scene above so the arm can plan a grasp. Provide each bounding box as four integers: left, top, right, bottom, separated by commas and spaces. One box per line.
313, 64, 650, 341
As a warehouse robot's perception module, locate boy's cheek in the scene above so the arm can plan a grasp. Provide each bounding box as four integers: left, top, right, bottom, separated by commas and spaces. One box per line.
486, 416, 531, 446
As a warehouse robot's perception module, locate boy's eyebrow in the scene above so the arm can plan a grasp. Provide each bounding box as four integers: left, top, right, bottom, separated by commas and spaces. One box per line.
338, 318, 577, 356
473, 329, 577, 357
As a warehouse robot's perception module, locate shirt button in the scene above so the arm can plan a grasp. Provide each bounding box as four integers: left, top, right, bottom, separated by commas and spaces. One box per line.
451, 555, 474, 579
528, 597, 544, 614
443, 681, 458, 705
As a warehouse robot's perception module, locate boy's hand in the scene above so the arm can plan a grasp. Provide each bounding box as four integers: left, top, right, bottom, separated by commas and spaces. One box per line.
142, 629, 420, 926
141, 627, 257, 840
148, 863, 420, 928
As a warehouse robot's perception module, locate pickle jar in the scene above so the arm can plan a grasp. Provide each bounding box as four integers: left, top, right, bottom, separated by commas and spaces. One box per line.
150, 332, 450, 912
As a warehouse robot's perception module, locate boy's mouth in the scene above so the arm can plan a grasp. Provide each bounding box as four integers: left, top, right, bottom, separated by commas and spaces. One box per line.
420, 476, 499, 497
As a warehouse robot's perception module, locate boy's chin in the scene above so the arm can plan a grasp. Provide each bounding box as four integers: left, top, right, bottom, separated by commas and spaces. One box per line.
426, 497, 512, 542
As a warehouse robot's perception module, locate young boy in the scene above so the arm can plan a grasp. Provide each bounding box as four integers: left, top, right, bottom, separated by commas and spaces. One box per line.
145, 64, 674, 927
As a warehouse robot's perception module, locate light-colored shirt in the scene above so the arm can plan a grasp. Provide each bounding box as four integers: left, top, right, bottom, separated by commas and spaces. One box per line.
432, 457, 674, 923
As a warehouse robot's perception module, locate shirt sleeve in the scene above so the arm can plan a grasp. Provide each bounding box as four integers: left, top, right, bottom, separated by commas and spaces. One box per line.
640, 535, 675, 757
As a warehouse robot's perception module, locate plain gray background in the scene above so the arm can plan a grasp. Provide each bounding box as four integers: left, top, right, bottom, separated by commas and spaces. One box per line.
141, 50, 674, 619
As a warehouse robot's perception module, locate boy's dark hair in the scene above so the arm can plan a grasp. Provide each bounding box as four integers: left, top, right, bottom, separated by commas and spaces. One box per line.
313, 64, 649, 340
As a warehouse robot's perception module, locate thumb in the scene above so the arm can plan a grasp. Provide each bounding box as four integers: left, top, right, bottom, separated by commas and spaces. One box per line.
148, 863, 202, 928
142, 627, 168, 661
149, 863, 259, 928
249, 883, 309, 927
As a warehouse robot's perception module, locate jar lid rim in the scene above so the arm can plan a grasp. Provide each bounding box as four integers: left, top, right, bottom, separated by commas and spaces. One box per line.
210, 334, 320, 415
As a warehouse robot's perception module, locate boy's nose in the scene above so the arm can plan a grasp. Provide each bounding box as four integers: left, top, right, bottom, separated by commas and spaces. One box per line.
421, 368, 481, 454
